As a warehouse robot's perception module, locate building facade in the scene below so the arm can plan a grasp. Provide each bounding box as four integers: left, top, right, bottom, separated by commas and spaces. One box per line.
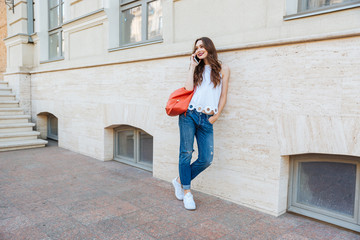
0, 1, 7, 80
4, 0, 360, 231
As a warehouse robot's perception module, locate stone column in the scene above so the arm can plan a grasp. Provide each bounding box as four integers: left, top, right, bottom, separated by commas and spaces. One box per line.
3, 0, 34, 115
0, 2, 7, 80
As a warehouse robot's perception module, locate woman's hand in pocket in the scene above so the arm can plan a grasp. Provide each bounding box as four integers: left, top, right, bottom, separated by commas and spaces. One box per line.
208, 115, 218, 124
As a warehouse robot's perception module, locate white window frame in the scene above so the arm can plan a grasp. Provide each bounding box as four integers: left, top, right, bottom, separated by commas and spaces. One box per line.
288, 154, 360, 232
114, 126, 153, 172
48, 0, 64, 60
119, 0, 163, 48
284, 0, 360, 20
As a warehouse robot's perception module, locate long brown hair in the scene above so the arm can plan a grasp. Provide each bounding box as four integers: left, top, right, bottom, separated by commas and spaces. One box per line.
193, 37, 222, 88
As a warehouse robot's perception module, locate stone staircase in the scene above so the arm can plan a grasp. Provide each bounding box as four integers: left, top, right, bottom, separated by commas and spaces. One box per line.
0, 81, 47, 151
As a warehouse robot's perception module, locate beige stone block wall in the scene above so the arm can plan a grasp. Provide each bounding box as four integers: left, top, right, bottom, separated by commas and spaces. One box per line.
27, 0, 360, 75
29, 36, 360, 215
173, 0, 360, 46
69, 0, 103, 20
4, 73, 31, 114
0, 1, 7, 80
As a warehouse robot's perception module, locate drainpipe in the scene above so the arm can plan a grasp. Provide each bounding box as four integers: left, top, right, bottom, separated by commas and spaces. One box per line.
27, 0, 34, 43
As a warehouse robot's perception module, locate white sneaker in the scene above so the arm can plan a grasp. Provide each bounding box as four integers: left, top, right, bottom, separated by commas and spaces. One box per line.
172, 177, 184, 200
183, 192, 196, 210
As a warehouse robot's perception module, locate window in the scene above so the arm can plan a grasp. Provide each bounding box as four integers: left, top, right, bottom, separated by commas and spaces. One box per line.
47, 114, 58, 140
120, 0, 163, 46
48, 0, 64, 59
288, 154, 360, 232
285, 0, 360, 19
298, 0, 359, 12
114, 126, 153, 171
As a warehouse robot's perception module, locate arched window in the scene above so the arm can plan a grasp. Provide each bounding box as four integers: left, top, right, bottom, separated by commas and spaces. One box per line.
114, 125, 153, 171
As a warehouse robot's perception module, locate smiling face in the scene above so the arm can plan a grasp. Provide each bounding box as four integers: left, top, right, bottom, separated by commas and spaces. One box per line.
194, 40, 209, 60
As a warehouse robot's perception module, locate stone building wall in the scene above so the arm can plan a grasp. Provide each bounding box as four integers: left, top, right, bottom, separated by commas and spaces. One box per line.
3, 0, 360, 217
0, 2, 7, 80
29, 36, 360, 215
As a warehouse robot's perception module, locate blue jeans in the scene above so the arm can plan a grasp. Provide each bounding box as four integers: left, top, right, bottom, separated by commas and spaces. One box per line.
178, 109, 214, 190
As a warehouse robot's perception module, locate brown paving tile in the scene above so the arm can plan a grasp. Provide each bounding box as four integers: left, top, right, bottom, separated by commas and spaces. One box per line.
48, 224, 102, 240
218, 230, 252, 240
292, 221, 344, 240
0, 225, 50, 240
161, 230, 205, 240
93, 195, 138, 207
240, 217, 289, 240
90, 180, 137, 195
71, 201, 138, 225
1, 186, 36, 200
15, 199, 58, 215
116, 188, 147, 201
188, 219, 235, 240
24, 206, 69, 224
70, 207, 117, 226
212, 211, 260, 231
137, 219, 184, 239
90, 216, 131, 236
130, 195, 164, 209
35, 216, 88, 239
119, 210, 160, 228
0, 215, 33, 233
106, 202, 139, 217
0, 146, 358, 239
332, 230, 360, 240
276, 232, 311, 240
275, 213, 314, 228
57, 198, 102, 215
7, 192, 45, 209
114, 228, 156, 240
193, 198, 238, 219
0, 206, 22, 220
165, 206, 208, 229
146, 202, 184, 219
257, 214, 302, 232
47, 189, 108, 206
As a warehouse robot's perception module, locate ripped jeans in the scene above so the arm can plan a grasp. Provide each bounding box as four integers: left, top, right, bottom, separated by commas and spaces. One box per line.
178, 109, 214, 190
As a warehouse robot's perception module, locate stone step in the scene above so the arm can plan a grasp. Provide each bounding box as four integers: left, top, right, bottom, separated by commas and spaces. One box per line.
0, 115, 30, 124
0, 123, 35, 133
0, 131, 40, 142
0, 108, 24, 115
0, 88, 12, 93
0, 93, 16, 101
0, 100, 19, 108
0, 139, 48, 152
0, 82, 9, 87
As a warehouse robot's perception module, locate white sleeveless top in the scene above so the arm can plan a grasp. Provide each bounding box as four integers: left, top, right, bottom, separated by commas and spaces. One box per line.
188, 65, 222, 114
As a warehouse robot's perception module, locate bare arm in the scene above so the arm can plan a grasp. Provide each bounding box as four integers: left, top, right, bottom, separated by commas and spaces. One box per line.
184, 54, 199, 90
209, 64, 230, 124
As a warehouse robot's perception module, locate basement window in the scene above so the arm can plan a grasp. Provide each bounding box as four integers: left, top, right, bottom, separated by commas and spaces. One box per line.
288, 154, 360, 232
47, 114, 58, 141
114, 125, 153, 171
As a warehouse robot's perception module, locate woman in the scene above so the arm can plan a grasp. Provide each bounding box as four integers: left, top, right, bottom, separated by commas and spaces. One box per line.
172, 37, 230, 210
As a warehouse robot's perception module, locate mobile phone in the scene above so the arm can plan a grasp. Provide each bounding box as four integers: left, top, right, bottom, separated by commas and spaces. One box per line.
194, 56, 200, 64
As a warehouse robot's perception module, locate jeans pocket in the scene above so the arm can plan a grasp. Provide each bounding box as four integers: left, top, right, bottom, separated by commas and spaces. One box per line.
206, 115, 214, 125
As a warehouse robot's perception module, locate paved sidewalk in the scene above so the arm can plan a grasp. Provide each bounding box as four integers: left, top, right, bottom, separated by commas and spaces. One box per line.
0, 143, 359, 240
